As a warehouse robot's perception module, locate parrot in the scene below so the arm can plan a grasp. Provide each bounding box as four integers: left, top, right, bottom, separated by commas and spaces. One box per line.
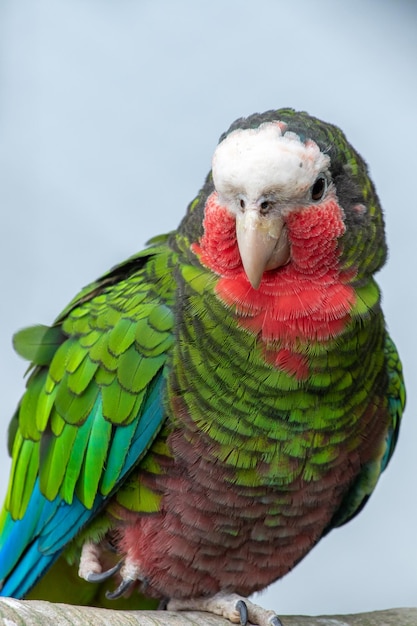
0, 109, 405, 626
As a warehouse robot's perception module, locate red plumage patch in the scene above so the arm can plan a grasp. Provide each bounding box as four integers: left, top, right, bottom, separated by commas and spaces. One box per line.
192, 193, 241, 276
193, 193, 357, 379
272, 349, 309, 380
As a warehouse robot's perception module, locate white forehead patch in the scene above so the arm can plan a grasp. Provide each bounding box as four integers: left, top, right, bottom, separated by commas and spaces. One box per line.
212, 122, 330, 203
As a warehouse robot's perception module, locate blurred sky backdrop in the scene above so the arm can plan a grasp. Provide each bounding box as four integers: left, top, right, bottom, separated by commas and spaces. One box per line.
0, 0, 416, 617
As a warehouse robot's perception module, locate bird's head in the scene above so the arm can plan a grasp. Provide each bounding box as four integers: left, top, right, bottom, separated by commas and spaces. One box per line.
188, 110, 387, 291
212, 122, 333, 288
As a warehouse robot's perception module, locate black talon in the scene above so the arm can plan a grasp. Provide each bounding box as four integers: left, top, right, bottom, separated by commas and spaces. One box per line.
86, 560, 123, 583
158, 598, 169, 610
236, 599, 248, 626
270, 617, 284, 626
105, 577, 134, 600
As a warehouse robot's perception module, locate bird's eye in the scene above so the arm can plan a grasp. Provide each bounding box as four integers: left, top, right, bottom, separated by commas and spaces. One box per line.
260, 200, 270, 214
310, 174, 327, 202
240, 198, 246, 210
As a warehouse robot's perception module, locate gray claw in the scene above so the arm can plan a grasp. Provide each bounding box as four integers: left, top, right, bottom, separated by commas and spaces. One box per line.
236, 599, 248, 626
86, 560, 123, 583
270, 617, 283, 626
105, 577, 134, 600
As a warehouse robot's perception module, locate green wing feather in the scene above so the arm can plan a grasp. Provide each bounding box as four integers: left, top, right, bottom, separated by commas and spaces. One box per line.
327, 333, 405, 530
5, 239, 176, 521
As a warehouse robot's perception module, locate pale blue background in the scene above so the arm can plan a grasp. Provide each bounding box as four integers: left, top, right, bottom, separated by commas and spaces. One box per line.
0, 0, 416, 617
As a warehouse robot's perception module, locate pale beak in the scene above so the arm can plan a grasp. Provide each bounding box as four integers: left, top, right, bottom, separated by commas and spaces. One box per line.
236, 209, 290, 289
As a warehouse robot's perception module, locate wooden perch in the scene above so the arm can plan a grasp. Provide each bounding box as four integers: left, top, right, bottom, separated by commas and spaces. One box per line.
0, 599, 416, 626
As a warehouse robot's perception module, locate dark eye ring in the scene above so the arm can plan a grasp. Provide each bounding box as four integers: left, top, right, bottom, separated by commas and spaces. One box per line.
310, 174, 327, 202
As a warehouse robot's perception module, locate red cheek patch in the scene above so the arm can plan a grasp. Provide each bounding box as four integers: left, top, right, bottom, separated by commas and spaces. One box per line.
193, 193, 356, 380
192, 193, 241, 276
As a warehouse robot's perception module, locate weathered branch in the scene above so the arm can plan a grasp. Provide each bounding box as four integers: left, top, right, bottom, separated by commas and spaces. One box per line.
0, 599, 416, 626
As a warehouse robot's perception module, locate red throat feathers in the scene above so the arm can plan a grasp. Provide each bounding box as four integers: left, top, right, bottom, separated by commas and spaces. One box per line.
193, 193, 357, 379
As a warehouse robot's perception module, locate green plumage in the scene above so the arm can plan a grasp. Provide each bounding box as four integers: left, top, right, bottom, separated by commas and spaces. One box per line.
6, 243, 175, 517
0, 109, 405, 612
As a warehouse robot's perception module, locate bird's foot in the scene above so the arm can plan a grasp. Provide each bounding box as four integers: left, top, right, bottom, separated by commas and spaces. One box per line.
168, 591, 283, 626
78, 540, 117, 582
105, 559, 145, 599
78, 540, 145, 599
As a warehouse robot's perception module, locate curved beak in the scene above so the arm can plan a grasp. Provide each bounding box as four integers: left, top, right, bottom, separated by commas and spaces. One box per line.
236, 209, 290, 289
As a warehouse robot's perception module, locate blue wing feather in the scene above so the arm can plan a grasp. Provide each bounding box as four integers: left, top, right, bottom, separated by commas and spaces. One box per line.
0, 374, 165, 597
